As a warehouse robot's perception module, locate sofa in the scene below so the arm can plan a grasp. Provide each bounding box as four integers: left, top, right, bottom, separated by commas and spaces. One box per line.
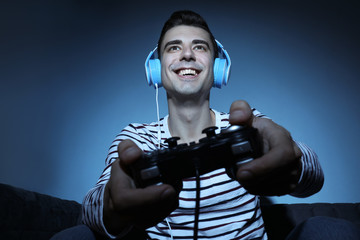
1, 183, 359, 240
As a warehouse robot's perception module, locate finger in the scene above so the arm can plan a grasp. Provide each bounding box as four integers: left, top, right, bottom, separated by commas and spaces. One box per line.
106, 157, 178, 230
115, 140, 178, 208
237, 127, 294, 180
244, 180, 295, 196
111, 185, 178, 227
109, 158, 136, 190
109, 158, 178, 210
117, 139, 142, 177
247, 163, 300, 196
229, 100, 254, 126
132, 188, 179, 228
237, 143, 293, 182
108, 184, 178, 230
118, 139, 143, 165
237, 118, 294, 179
240, 161, 301, 196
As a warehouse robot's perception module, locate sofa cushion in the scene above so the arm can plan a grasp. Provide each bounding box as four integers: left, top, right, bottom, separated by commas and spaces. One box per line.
0, 183, 81, 240
1, 182, 359, 240
261, 202, 360, 240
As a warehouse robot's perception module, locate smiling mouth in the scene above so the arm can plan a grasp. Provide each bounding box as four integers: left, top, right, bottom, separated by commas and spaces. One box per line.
176, 68, 200, 77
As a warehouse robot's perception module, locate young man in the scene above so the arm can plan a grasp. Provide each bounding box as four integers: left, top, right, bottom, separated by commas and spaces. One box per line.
82, 10, 324, 239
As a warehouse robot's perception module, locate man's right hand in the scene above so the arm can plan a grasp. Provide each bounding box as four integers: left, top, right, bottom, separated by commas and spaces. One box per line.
103, 139, 179, 235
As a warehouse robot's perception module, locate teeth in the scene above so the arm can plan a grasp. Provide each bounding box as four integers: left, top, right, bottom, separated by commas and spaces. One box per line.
179, 69, 197, 76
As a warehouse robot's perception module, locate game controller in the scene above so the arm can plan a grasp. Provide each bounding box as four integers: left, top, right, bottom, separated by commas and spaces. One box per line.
129, 125, 262, 190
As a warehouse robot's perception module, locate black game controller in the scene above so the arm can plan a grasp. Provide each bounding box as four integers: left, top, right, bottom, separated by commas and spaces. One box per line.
129, 125, 262, 190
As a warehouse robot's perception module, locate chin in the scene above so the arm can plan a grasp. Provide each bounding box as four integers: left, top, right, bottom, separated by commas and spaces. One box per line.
179, 85, 212, 98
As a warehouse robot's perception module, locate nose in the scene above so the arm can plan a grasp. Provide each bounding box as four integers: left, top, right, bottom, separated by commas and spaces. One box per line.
180, 46, 195, 62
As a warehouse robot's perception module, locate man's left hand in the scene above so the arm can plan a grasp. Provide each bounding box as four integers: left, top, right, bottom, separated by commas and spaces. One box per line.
229, 100, 303, 196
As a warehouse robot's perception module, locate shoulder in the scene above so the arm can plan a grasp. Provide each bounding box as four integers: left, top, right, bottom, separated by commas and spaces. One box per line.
252, 108, 269, 118
116, 119, 164, 151
105, 120, 163, 165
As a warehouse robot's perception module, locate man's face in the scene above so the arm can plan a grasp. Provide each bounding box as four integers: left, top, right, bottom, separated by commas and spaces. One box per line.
160, 25, 215, 98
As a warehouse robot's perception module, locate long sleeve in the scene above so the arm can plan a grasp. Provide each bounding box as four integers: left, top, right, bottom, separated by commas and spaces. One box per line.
81, 132, 130, 238
81, 122, 160, 238
290, 142, 324, 197
81, 159, 119, 237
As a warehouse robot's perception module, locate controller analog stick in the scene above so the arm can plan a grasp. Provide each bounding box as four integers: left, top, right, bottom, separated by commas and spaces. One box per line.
202, 126, 218, 138
165, 137, 180, 148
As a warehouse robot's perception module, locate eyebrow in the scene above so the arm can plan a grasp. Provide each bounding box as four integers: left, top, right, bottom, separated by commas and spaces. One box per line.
163, 39, 211, 51
192, 39, 210, 49
163, 40, 182, 50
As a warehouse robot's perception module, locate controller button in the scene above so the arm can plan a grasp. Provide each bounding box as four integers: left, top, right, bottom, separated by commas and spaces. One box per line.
141, 166, 160, 180
231, 141, 252, 155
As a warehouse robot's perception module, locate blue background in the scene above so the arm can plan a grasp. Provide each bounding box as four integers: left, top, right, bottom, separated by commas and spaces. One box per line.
1, 0, 359, 204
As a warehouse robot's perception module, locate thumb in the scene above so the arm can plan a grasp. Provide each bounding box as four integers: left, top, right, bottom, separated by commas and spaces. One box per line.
118, 139, 143, 166
229, 100, 254, 126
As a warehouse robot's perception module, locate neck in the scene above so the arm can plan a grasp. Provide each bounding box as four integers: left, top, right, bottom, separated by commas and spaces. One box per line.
167, 96, 215, 144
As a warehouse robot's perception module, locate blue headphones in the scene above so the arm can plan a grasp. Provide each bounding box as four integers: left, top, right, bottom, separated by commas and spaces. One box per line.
145, 40, 231, 89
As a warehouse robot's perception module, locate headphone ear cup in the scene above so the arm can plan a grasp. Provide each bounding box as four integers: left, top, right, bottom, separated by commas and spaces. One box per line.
213, 58, 227, 88
148, 59, 162, 87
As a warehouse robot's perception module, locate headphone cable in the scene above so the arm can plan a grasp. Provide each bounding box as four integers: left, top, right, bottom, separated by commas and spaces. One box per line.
194, 166, 201, 240
155, 83, 161, 149
155, 83, 175, 239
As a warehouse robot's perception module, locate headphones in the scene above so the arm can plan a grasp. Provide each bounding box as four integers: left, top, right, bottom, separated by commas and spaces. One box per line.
145, 40, 231, 89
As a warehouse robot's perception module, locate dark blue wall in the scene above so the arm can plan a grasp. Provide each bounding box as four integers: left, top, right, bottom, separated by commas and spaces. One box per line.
1, 0, 359, 203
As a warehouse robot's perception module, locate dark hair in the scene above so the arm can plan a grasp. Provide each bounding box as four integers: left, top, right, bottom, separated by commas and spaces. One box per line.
157, 10, 218, 58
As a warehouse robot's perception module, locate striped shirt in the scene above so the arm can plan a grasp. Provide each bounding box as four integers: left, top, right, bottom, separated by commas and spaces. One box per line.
82, 109, 323, 239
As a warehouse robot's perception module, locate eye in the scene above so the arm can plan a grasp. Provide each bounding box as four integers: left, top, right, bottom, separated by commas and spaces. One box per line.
167, 45, 181, 52
193, 45, 207, 51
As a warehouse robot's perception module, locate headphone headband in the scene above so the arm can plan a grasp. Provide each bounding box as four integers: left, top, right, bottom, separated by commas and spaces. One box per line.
145, 39, 231, 88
